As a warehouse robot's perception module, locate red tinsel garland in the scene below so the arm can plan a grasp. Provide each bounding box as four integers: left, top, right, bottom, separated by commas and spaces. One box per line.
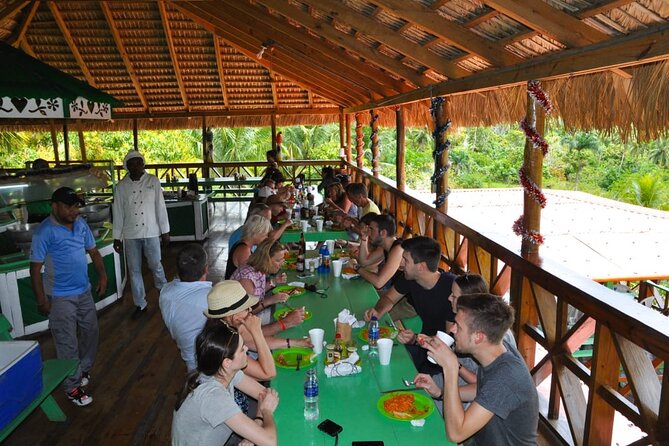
518, 167, 546, 208
512, 216, 545, 245
527, 80, 554, 114
520, 118, 549, 156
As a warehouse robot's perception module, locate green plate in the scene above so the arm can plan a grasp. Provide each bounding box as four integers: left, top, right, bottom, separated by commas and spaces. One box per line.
377, 392, 434, 421
272, 347, 314, 369
273, 307, 312, 321
358, 326, 398, 342
272, 284, 306, 298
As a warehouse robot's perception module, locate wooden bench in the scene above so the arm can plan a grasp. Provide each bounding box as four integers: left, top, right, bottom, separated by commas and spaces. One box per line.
0, 315, 78, 442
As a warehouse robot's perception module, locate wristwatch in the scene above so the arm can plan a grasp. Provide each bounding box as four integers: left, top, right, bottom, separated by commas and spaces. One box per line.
354, 264, 361, 272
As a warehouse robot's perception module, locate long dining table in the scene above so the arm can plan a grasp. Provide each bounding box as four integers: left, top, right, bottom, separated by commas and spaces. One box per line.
270, 268, 454, 445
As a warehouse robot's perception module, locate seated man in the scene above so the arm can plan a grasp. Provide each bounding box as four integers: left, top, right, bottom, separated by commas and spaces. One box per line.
342, 182, 380, 236
265, 194, 291, 225
364, 236, 455, 374
350, 213, 403, 290
417, 294, 538, 445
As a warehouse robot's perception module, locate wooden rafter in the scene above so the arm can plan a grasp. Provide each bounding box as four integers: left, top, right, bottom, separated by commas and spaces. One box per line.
429, 0, 448, 11
484, 0, 608, 47
256, 0, 429, 88
9, 0, 38, 47
47, 1, 96, 87
578, 0, 635, 18
0, 0, 28, 22
173, 2, 357, 106
212, 35, 229, 108
158, 1, 189, 109
116, 107, 337, 120
345, 23, 669, 112
219, 0, 397, 98
302, 0, 469, 79
19, 37, 35, 57
100, 1, 149, 111
269, 70, 278, 108
372, 0, 522, 67
464, 9, 499, 29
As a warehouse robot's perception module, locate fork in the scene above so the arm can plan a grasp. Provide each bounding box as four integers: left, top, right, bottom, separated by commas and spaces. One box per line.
402, 378, 415, 386
296, 353, 303, 371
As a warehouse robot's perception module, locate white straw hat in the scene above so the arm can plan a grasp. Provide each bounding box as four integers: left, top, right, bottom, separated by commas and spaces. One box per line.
205, 280, 259, 318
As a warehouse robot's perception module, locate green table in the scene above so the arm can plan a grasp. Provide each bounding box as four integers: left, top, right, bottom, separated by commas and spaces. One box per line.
270, 271, 453, 445
279, 228, 348, 243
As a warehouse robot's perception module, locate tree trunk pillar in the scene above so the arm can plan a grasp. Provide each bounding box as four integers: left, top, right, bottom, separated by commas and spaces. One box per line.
78, 130, 87, 161
345, 114, 352, 164
63, 123, 70, 162
521, 91, 545, 255
132, 118, 138, 151
431, 97, 451, 214
355, 112, 364, 169
49, 120, 60, 165
271, 114, 277, 154
396, 105, 406, 191
339, 109, 346, 159
202, 116, 213, 179
370, 109, 380, 177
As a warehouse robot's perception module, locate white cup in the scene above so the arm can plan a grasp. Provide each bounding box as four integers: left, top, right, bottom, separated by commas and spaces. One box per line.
378, 338, 393, 365
301, 220, 309, 232
316, 219, 324, 232
332, 259, 343, 277
309, 328, 325, 354
326, 240, 335, 253
427, 330, 455, 364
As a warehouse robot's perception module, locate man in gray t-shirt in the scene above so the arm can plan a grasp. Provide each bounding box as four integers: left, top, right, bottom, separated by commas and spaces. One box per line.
419, 293, 538, 445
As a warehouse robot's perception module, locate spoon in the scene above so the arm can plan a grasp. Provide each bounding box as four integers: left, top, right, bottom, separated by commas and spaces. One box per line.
402, 378, 415, 386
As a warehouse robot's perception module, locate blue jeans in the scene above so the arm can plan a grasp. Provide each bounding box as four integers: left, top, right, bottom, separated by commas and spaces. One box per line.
124, 237, 167, 308
48, 289, 99, 392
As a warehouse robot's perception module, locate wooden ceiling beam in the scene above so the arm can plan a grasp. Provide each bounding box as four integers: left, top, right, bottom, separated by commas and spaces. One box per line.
256, 0, 429, 88
158, 1, 189, 110
173, 2, 358, 106
269, 70, 279, 108
577, 0, 635, 18
464, 9, 499, 29
116, 107, 338, 120
372, 0, 522, 66
218, 0, 397, 97
429, 0, 448, 11
47, 1, 96, 87
100, 1, 149, 111
212, 35, 229, 108
302, 0, 469, 79
19, 37, 36, 57
483, 0, 608, 47
0, 0, 29, 22
345, 24, 669, 112
181, 1, 368, 104
9, 0, 39, 47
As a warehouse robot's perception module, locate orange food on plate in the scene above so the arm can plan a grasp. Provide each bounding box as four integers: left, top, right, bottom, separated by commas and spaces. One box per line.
342, 266, 357, 275
383, 393, 426, 419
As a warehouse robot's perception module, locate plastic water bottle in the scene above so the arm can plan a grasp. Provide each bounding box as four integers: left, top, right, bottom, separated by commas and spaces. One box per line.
304, 368, 319, 420
368, 316, 380, 355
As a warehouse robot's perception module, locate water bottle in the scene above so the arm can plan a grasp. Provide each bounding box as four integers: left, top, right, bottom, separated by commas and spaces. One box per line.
321, 244, 331, 273
318, 244, 327, 273
304, 368, 319, 420
368, 316, 380, 355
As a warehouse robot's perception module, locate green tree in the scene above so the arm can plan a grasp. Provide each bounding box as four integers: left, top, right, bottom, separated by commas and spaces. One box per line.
649, 138, 669, 167
562, 131, 601, 188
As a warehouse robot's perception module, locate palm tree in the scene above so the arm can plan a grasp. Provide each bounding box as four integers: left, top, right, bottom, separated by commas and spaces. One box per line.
649, 138, 669, 167
564, 131, 601, 188
630, 174, 666, 208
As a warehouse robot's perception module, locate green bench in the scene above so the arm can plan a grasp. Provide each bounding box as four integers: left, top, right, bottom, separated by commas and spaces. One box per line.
0, 315, 78, 442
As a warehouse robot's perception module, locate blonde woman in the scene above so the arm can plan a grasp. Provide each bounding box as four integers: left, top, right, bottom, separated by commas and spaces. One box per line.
225, 215, 272, 279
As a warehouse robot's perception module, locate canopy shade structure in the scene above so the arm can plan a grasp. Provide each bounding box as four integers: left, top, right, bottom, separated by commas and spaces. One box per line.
0, 41, 122, 120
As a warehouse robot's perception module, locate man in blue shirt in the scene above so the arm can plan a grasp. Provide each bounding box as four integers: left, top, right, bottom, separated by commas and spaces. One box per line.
30, 187, 108, 407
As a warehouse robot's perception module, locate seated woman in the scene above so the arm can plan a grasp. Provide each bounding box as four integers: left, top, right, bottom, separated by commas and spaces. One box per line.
225, 215, 272, 280
172, 322, 279, 446
322, 181, 357, 220
231, 239, 310, 348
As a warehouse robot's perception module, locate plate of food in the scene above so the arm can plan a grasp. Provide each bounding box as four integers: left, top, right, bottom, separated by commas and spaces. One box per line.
273, 306, 312, 321
272, 347, 314, 369
358, 326, 398, 342
272, 284, 306, 297
377, 392, 434, 421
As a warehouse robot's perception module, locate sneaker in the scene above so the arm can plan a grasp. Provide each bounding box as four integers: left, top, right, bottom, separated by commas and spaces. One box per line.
81, 372, 90, 387
66, 386, 93, 407
131, 305, 148, 320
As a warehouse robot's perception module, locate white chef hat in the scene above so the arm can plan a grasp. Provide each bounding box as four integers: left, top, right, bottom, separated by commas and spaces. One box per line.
123, 150, 145, 170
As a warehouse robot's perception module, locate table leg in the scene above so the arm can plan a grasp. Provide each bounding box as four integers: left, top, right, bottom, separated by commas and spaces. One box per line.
40, 395, 67, 422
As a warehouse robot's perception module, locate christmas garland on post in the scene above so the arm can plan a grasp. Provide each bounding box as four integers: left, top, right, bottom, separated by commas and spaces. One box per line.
513, 80, 553, 245
430, 97, 451, 206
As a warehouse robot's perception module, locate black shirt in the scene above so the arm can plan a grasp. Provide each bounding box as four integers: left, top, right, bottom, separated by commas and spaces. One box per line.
393, 271, 456, 336
225, 241, 248, 280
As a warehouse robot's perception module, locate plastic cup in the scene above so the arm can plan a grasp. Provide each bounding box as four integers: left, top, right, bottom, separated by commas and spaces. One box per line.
378, 338, 393, 365
332, 259, 343, 277
301, 220, 309, 232
326, 240, 335, 253
309, 328, 325, 354
427, 330, 455, 364
316, 219, 324, 232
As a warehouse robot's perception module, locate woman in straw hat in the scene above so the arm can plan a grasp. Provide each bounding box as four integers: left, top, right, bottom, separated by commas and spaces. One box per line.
172, 321, 279, 446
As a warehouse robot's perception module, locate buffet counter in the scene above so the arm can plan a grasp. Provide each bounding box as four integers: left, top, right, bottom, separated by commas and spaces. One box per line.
164, 194, 209, 241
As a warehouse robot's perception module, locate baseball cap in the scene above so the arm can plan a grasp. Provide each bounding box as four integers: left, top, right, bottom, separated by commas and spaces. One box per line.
51, 187, 85, 206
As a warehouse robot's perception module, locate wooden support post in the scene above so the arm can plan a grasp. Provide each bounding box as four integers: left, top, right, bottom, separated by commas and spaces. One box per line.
370, 109, 380, 177
132, 118, 139, 151
62, 123, 69, 162
339, 109, 346, 159
202, 116, 212, 178
355, 112, 364, 169
271, 114, 277, 154
78, 130, 87, 161
345, 114, 352, 164
521, 88, 545, 255
432, 97, 450, 213
49, 120, 60, 165
396, 105, 406, 191
510, 269, 538, 369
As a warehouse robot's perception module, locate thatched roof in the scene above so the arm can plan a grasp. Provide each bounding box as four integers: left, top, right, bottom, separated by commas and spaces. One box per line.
0, 0, 668, 137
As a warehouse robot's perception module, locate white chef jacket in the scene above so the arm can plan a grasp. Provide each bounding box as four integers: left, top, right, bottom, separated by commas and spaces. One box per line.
112, 172, 170, 240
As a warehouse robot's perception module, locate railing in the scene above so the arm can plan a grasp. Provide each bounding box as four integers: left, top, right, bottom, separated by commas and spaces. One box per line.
350, 165, 668, 446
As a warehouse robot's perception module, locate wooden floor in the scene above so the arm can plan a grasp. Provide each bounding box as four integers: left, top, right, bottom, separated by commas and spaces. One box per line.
3, 201, 249, 446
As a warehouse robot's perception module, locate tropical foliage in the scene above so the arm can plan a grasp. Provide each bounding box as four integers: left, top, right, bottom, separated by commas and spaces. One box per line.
1, 122, 667, 210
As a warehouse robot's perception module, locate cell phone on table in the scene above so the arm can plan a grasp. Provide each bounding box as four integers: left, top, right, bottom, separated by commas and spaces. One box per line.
318, 419, 343, 437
